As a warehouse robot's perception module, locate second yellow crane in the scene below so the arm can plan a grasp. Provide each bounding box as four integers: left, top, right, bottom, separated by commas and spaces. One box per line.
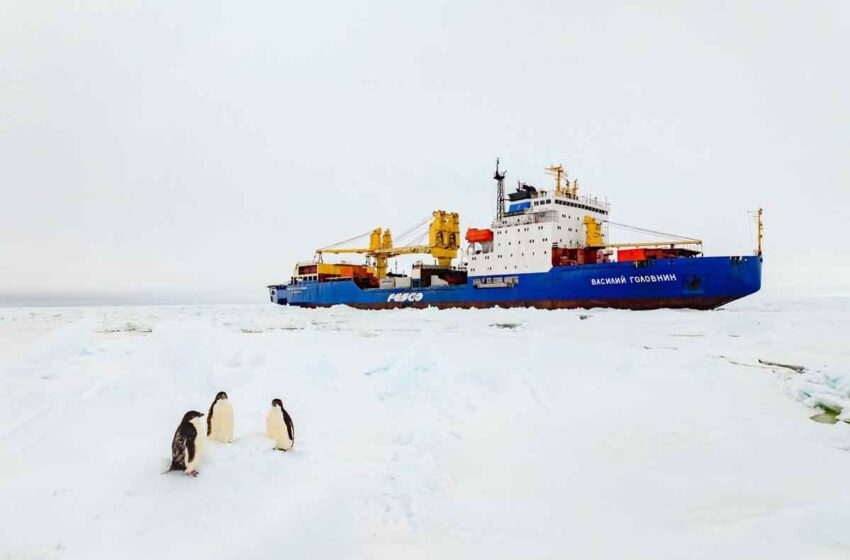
316, 210, 460, 279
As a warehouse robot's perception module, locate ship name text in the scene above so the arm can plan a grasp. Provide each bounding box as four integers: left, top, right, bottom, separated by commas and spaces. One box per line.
591, 273, 678, 286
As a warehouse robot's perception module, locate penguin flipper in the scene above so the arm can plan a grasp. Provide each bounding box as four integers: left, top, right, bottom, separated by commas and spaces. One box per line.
170, 429, 187, 472
186, 433, 196, 465
283, 409, 295, 443
206, 399, 216, 436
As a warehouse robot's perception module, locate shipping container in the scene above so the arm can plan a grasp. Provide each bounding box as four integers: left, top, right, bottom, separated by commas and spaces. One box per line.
618, 249, 646, 262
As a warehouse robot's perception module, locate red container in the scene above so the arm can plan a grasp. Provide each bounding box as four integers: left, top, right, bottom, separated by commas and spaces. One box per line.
618, 249, 646, 262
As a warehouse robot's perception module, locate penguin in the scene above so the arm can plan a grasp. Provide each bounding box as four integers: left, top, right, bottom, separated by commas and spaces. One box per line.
169, 410, 206, 476
265, 398, 294, 451
207, 391, 234, 443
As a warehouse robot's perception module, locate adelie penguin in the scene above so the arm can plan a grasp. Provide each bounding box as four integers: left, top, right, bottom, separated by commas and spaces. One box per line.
207, 391, 234, 443
168, 411, 206, 476
266, 398, 294, 451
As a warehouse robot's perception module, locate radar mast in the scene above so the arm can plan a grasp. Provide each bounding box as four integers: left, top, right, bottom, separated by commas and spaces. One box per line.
494, 158, 506, 221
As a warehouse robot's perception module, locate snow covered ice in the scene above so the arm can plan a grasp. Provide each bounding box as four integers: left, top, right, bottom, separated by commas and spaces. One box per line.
2, 297, 850, 559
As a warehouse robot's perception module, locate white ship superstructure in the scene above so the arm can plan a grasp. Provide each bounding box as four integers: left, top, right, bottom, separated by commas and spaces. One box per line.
467, 164, 610, 276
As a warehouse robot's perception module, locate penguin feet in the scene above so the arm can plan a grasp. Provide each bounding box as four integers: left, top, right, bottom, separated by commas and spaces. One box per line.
186, 469, 199, 477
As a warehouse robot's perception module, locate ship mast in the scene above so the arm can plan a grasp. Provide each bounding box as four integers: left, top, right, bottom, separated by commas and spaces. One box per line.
494, 158, 506, 221
545, 164, 565, 197
748, 207, 764, 256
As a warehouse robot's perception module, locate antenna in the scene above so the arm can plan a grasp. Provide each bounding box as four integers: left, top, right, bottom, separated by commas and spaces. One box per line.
494, 157, 506, 221
494, 157, 506, 180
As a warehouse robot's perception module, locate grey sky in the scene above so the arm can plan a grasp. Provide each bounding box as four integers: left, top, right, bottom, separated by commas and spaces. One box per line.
2, 1, 848, 298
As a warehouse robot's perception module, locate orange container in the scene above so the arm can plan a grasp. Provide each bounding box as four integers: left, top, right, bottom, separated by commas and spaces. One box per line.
466, 228, 494, 243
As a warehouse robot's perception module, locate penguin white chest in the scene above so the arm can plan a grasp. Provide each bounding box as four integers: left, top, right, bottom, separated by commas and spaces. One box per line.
266, 409, 292, 450
209, 400, 234, 443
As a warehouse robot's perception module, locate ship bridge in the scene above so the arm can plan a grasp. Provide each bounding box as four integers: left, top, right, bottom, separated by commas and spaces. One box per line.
467, 164, 612, 277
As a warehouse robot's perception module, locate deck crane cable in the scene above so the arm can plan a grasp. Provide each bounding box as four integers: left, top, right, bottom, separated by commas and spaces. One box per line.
410, 230, 429, 246
317, 214, 431, 252
318, 230, 374, 251
603, 220, 700, 242
393, 215, 432, 246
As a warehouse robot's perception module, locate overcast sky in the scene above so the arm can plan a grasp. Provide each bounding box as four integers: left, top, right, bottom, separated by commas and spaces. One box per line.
2, 1, 848, 300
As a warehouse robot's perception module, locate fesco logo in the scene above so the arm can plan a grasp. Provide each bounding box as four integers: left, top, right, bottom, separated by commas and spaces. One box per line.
387, 292, 424, 303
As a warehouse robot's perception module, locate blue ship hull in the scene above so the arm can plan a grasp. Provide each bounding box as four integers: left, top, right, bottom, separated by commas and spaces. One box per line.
269, 255, 761, 310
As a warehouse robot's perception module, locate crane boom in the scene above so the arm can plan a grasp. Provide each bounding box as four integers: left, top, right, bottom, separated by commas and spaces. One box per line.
601, 240, 702, 248
583, 215, 701, 250
319, 248, 373, 254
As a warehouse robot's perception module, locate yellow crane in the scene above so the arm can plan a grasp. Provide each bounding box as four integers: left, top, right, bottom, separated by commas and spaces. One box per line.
316, 211, 460, 279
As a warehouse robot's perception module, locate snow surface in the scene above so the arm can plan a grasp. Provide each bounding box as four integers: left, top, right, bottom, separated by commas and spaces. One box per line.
2, 298, 850, 559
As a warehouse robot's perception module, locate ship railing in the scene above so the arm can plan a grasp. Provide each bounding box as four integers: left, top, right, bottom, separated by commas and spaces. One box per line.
536, 189, 610, 210
496, 212, 558, 227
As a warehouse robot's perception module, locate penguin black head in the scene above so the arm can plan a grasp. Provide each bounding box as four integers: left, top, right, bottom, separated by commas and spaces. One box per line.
271, 398, 283, 408
215, 391, 228, 401
181, 410, 204, 424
